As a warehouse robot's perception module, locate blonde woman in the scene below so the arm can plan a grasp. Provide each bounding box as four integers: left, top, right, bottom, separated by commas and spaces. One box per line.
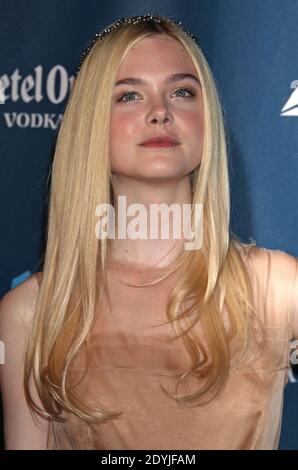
0, 14, 297, 450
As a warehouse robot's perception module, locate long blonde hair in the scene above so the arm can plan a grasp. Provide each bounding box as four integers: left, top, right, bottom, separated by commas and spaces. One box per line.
24, 17, 265, 425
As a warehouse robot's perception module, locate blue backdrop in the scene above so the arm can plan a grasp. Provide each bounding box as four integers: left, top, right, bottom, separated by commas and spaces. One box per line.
0, 0, 297, 449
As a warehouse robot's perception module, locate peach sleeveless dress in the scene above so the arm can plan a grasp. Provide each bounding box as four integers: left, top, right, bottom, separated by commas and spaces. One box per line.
33, 245, 298, 450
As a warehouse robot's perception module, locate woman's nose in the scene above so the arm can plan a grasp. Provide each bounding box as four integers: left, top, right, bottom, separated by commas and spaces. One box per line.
146, 99, 173, 125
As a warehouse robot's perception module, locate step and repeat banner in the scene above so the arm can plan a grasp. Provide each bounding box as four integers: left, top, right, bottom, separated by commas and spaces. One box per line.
0, 0, 297, 449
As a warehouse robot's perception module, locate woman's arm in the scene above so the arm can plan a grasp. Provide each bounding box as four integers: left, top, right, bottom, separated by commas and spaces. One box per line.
291, 257, 298, 340
0, 275, 50, 449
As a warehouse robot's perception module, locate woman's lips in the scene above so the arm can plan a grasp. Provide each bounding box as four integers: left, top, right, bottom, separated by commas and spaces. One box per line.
140, 142, 180, 147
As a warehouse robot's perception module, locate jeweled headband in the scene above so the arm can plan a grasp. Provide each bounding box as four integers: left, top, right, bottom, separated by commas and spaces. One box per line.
75, 13, 200, 78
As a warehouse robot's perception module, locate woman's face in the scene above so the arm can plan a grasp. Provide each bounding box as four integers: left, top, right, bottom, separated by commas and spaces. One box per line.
109, 34, 204, 182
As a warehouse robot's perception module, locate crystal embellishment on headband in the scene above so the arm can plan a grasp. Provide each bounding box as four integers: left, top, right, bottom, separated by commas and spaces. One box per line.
75, 13, 200, 78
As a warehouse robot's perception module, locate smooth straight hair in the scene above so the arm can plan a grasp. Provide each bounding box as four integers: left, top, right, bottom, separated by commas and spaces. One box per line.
24, 17, 266, 425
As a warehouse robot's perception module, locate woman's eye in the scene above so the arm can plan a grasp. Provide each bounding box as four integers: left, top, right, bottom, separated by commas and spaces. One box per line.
117, 91, 140, 102
173, 88, 195, 98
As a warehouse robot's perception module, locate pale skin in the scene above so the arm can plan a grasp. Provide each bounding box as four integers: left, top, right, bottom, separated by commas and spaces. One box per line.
0, 34, 205, 450
108, 34, 204, 268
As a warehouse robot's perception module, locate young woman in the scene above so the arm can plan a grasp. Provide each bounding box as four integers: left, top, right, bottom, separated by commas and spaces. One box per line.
1, 14, 297, 450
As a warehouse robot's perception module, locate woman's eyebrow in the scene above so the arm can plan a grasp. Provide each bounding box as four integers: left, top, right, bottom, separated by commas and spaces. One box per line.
115, 73, 201, 87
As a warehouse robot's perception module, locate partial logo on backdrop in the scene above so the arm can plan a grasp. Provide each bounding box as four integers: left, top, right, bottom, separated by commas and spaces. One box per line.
281, 80, 298, 116
10, 270, 32, 288
0, 65, 75, 129
0, 78, 5, 104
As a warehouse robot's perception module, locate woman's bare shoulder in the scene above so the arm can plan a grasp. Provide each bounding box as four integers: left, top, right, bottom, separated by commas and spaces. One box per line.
246, 244, 297, 273
0, 271, 50, 449
236, 242, 297, 288
0, 271, 43, 330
